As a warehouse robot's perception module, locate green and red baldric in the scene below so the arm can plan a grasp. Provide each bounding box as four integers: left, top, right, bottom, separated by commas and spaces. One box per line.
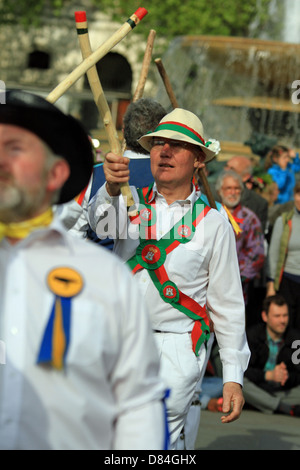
127, 184, 211, 356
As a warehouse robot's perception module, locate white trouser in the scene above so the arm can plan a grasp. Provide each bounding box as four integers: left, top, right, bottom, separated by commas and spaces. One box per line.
177, 333, 215, 450
154, 331, 207, 450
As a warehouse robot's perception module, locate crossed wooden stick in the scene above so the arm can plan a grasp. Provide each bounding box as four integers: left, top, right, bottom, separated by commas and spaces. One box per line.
46, 7, 216, 211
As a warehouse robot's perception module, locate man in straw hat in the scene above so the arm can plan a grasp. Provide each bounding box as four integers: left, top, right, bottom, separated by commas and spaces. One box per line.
88, 107, 251, 449
0, 89, 167, 450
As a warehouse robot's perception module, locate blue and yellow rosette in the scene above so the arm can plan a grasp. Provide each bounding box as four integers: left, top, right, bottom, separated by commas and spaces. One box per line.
37, 267, 83, 370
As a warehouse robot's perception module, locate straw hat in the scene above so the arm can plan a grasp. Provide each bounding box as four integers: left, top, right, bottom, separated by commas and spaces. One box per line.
0, 89, 94, 204
138, 108, 220, 163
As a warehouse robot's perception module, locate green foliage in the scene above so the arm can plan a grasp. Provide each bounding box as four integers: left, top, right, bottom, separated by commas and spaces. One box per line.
0, 0, 272, 39
0, 0, 70, 26
91, 0, 272, 38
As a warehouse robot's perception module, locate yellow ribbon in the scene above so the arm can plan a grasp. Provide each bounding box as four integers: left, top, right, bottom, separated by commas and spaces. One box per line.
222, 205, 243, 235
52, 297, 66, 370
0, 208, 54, 241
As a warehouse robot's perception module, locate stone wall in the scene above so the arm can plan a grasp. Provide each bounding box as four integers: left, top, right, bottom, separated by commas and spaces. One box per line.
0, 2, 160, 134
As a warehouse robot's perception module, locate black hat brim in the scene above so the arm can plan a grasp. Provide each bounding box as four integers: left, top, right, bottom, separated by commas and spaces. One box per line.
0, 90, 94, 204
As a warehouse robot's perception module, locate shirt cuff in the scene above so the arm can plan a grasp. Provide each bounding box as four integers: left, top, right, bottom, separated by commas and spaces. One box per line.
222, 365, 246, 387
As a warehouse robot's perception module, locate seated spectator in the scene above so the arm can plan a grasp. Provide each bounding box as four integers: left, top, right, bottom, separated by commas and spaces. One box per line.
243, 295, 300, 417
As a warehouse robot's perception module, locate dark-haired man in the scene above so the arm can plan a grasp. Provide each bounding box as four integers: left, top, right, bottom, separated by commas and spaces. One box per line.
244, 294, 300, 416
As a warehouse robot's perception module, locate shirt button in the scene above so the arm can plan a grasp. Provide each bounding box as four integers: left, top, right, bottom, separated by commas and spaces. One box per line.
10, 327, 19, 336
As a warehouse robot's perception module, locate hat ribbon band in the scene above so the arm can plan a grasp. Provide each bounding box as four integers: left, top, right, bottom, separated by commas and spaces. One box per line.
154, 121, 205, 145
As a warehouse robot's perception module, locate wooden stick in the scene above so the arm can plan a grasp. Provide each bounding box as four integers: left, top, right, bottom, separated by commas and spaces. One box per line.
47, 8, 148, 104
74, 10, 135, 211
155, 57, 217, 209
133, 29, 156, 102
154, 58, 179, 108
121, 28, 156, 154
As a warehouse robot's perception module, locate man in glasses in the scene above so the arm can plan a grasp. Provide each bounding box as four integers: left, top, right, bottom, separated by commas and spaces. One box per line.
87, 108, 250, 449
216, 170, 265, 313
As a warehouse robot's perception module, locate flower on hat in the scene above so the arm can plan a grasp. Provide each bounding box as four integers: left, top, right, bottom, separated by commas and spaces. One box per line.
205, 139, 221, 156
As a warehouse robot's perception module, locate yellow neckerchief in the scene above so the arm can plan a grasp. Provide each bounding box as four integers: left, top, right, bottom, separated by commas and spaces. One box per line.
222, 204, 243, 235
0, 208, 54, 242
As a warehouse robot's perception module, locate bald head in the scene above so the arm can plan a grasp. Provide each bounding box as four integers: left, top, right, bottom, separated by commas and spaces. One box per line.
225, 155, 253, 182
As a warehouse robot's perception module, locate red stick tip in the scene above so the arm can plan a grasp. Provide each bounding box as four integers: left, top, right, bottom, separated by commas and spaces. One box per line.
74, 11, 87, 22
134, 7, 148, 20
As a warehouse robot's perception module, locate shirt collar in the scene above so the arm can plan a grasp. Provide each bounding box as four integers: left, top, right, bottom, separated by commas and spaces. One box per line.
150, 182, 200, 206
0, 211, 71, 250
123, 149, 150, 160
266, 331, 283, 345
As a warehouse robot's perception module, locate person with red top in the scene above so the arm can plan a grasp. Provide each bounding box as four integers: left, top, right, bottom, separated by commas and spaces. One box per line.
216, 170, 265, 314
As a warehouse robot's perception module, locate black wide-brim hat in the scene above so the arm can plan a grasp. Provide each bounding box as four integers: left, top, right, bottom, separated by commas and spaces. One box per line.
0, 89, 94, 204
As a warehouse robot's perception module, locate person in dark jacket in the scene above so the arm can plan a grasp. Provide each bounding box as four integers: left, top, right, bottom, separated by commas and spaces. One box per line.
243, 294, 300, 416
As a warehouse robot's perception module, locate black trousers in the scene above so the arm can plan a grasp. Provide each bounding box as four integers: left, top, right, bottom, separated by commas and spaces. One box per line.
279, 275, 300, 331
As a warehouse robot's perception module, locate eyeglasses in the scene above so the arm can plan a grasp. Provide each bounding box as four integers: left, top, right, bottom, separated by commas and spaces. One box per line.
221, 186, 242, 192
151, 138, 193, 152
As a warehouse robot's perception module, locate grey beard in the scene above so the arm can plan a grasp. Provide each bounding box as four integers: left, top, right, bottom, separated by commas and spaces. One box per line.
0, 185, 46, 223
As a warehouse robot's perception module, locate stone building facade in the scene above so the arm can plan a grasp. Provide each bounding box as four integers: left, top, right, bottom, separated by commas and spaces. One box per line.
0, 2, 159, 141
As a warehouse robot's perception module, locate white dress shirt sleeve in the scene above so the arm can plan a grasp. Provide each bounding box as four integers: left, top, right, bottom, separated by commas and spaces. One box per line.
206, 216, 250, 385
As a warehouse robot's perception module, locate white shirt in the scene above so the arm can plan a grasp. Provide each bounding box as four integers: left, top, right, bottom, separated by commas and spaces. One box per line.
88, 183, 250, 385
54, 199, 89, 238
56, 150, 151, 239
0, 215, 166, 450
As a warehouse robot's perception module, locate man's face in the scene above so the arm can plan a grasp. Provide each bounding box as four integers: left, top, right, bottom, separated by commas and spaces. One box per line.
149, 138, 205, 190
219, 175, 242, 208
262, 302, 289, 338
0, 124, 50, 221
